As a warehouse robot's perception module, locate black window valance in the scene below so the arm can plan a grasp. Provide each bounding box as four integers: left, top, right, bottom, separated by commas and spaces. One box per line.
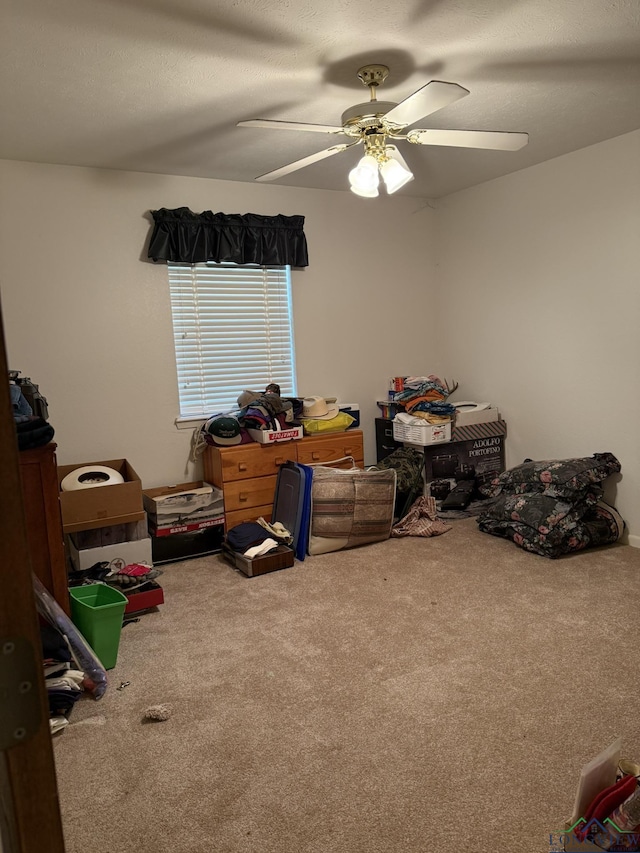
147, 207, 309, 267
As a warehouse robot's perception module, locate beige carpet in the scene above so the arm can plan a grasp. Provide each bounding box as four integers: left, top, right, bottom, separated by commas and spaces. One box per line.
53, 519, 640, 853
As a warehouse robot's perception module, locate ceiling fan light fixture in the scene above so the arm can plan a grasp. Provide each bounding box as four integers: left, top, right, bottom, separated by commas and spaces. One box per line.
350, 183, 380, 198
348, 154, 380, 196
238, 64, 528, 191
380, 153, 414, 194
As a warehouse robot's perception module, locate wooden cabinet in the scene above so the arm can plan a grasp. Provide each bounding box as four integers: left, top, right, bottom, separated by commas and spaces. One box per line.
18, 442, 69, 615
204, 430, 365, 529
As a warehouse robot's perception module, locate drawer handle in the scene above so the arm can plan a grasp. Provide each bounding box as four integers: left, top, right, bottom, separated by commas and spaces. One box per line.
275, 457, 284, 466
238, 463, 248, 472
312, 452, 320, 460
344, 448, 353, 455
239, 492, 249, 502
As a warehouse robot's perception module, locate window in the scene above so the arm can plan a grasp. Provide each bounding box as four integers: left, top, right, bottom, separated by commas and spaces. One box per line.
168, 262, 297, 421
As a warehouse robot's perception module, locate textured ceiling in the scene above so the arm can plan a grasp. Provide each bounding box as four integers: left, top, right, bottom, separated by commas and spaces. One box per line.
1, 0, 640, 198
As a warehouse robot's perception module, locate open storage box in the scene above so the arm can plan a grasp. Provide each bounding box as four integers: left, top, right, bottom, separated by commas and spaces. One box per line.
58, 458, 144, 534
221, 542, 294, 577
68, 519, 151, 571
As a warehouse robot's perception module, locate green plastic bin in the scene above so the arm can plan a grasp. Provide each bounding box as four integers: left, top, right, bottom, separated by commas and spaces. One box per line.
69, 584, 128, 670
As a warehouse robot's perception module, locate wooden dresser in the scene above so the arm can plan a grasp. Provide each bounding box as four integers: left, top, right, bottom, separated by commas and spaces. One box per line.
203, 430, 364, 529
18, 442, 69, 615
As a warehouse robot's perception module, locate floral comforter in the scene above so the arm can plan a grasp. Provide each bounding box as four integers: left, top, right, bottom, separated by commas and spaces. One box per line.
477, 453, 624, 558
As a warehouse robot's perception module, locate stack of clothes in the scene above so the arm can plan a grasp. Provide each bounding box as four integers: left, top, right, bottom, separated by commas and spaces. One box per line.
477, 452, 624, 558
196, 385, 304, 455
392, 375, 457, 424
237, 386, 303, 432
225, 518, 293, 558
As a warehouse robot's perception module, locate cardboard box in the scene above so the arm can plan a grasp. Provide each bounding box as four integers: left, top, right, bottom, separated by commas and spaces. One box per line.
149, 516, 225, 537
453, 404, 500, 427
248, 425, 303, 444
72, 520, 144, 549
143, 481, 223, 533
424, 420, 507, 484
58, 458, 144, 533
393, 419, 452, 446
449, 419, 507, 444
69, 519, 151, 571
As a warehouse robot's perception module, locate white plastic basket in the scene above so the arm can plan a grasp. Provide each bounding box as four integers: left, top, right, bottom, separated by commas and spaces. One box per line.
392, 420, 451, 446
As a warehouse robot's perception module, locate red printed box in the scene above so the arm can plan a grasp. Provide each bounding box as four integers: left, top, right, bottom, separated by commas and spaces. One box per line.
247, 425, 303, 444
149, 516, 224, 537
124, 581, 164, 614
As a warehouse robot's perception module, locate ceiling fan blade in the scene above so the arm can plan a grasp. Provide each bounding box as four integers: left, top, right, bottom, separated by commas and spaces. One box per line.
383, 81, 469, 128
255, 143, 357, 182
407, 128, 529, 150
238, 119, 344, 134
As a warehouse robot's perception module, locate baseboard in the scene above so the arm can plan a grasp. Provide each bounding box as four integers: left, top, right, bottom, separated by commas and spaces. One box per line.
627, 534, 640, 549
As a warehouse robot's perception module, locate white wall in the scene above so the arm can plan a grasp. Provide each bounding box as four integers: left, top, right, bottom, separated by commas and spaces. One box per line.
3, 131, 638, 542
0, 161, 436, 483
433, 130, 640, 543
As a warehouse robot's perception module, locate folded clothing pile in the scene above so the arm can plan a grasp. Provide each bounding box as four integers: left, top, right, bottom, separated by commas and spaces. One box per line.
238, 390, 303, 432
391, 375, 457, 424
226, 518, 293, 558
477, 452, 624, 558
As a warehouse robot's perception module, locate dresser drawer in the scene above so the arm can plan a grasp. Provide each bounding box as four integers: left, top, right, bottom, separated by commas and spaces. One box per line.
296, 433, 364, 466
217, 442, 299, 483
225, 504, 273, 530
223, 474, 278, 512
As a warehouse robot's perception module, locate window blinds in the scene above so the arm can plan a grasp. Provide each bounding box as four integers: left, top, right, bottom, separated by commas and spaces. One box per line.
168, 262, 297, 417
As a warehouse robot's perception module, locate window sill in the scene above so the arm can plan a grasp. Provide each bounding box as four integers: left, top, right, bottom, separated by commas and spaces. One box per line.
175, 416, 206, 431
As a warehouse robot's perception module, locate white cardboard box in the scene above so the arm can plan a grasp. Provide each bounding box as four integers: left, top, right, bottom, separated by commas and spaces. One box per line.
69, 519, 152, 571
248, 425, 303, 444
452, 404, 500, 427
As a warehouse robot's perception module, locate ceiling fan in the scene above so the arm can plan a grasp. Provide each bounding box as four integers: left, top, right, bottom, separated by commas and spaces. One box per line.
238, 64, 529, 197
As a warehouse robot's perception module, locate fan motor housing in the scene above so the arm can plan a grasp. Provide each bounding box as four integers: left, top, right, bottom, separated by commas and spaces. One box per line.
341, 100, 398, 135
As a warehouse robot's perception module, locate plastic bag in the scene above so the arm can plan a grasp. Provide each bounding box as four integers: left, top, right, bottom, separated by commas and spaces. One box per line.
33, 575, 108, 699
300, 412, 355, 435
